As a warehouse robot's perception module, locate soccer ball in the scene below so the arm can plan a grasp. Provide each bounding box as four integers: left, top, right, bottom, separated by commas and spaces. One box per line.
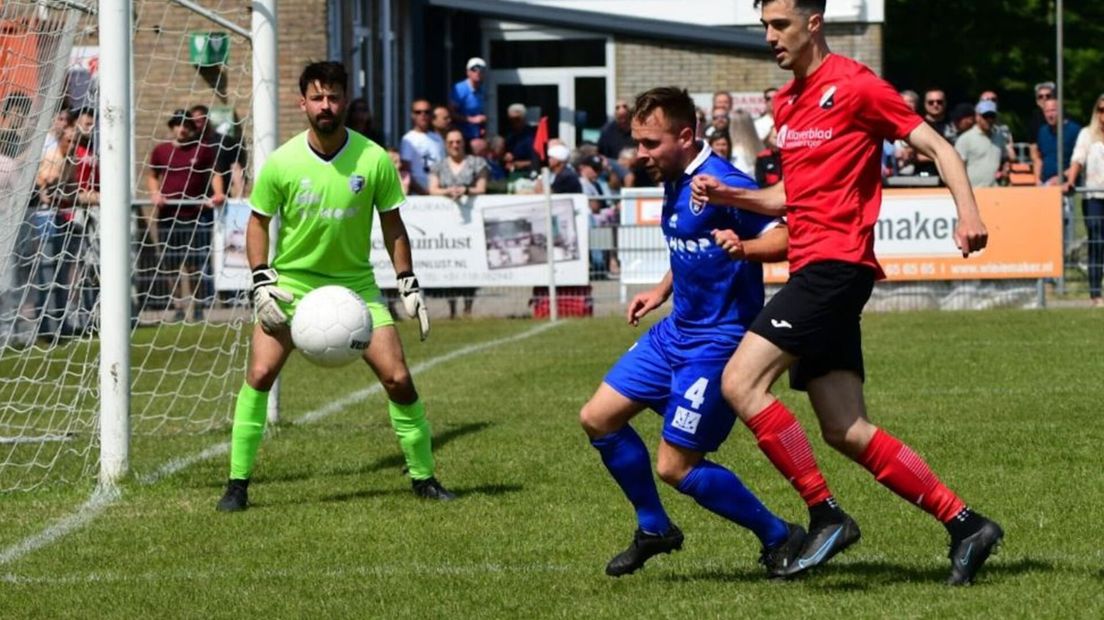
290, 285, 373, 368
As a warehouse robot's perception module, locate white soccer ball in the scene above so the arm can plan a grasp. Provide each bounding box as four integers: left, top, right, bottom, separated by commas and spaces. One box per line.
290, 285, 373, 368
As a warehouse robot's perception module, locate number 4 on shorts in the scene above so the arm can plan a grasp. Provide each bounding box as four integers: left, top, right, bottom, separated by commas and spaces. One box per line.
683, 377, 708, 410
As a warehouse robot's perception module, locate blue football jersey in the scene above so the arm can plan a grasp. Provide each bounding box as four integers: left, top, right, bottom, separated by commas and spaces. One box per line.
661, 144, 779, 339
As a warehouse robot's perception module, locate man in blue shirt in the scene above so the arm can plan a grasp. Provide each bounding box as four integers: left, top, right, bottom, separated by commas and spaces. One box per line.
449, 57, 487, 141
579, 86, 806, 579
1035, 98, 1081, 185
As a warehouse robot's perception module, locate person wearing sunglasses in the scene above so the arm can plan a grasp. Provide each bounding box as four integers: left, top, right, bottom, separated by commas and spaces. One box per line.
1065, 94, 1104, 307
449, 57, 488, 141
915, 89, 954, 176
1028, 81, 1057, 173
922, 88, 955, 143
954, 100, 1008, 188
1034, 97, 1081, 186
399, 99, 445, 195
978, 90, 1016, 162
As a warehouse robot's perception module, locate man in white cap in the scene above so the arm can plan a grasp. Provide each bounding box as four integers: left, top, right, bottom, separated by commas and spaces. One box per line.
547, 143, 583, 194
450, 57, 487, 141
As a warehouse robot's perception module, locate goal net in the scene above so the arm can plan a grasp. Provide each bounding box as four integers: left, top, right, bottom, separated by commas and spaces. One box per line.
0, 0, 259, 491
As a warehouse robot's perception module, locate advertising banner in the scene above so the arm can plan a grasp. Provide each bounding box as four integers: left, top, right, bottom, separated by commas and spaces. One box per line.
764, 187, 1063, 282
620, 187, 1063, 285
214, 195, 590, 291
213, 199, 251, 291
371, 194, 591, 288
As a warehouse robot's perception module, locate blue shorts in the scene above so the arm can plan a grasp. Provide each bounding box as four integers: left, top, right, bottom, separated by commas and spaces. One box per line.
603, 319, 741, 453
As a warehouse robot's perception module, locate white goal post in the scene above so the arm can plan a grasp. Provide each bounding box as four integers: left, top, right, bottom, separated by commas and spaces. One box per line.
96, 0, 279, 486
0, 0, 278, 491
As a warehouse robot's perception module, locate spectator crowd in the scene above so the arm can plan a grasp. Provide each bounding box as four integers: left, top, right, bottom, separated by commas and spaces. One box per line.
3, 89, 248, 345
4, 55, 1103, 347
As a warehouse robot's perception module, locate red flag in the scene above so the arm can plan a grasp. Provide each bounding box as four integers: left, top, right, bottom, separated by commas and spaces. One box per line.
532, 115, 549, 165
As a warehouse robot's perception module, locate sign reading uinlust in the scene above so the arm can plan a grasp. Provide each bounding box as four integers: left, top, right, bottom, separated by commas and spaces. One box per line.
370, 194, 591, 288
763, 186, 1064, 282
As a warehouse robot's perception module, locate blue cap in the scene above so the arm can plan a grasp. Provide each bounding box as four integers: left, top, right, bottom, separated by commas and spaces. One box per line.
975, 100, 998, 116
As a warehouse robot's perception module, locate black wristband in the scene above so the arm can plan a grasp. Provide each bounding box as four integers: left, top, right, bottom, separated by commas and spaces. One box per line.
396, 271, 415, 279
251, 264, 274, 287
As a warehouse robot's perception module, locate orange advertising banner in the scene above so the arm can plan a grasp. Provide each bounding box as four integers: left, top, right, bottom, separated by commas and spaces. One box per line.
763, 186, 1063, 282
0, 14, 40, 106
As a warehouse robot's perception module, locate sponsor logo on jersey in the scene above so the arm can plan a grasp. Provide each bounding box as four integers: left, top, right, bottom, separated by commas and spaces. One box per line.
770, 318, 793, 329
312, 207, 360, 220
776, 124, 834, 149
668, 213, 679, 229
295, 191, 323, 206
671, 407, 702, 434
665, 235, 714, 256
819, 85, 837, 109
349, 175, 365, 194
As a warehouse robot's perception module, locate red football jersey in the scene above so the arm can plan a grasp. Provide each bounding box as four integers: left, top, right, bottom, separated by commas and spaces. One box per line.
774, 54, 922, 277
148, 140, 217, 219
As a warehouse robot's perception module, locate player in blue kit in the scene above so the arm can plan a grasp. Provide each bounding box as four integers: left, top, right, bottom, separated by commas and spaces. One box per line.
579, 87, 806, 578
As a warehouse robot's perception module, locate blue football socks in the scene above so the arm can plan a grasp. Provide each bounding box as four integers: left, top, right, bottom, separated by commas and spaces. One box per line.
591, 426, 671, 535
677, 459, 788, 548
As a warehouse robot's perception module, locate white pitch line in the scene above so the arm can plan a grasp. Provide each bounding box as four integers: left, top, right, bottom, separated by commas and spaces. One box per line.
0, 321, 560, 567
1, 561, 574, 585
0, 434, 74, 445
0, 485, 120, 566
136, 443, 230, 486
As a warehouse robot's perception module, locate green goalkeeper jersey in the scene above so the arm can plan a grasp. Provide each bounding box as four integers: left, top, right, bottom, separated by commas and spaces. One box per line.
249, 129, 405, 290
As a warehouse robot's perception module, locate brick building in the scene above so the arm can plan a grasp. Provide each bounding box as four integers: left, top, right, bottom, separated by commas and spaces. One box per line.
402, 0, 885, 148
114, 0, 883, 186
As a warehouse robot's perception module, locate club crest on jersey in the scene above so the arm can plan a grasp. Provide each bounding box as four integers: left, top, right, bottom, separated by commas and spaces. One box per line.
689, 199, 705, 215
819, 85, 837, 109
349, 175, 366, 193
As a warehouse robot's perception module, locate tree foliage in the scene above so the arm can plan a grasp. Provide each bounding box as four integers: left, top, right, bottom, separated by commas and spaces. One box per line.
885, 0, 1104, 138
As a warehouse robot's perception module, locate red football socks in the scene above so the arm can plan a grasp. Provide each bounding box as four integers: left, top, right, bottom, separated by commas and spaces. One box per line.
858, 428, 965, 522
745, 400, 832, 506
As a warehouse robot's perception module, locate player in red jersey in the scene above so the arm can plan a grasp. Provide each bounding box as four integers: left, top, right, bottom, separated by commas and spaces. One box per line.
690, 0, 1002, 585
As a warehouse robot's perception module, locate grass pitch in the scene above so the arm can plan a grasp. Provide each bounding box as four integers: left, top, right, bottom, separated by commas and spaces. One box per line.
1, 309, 1102, 618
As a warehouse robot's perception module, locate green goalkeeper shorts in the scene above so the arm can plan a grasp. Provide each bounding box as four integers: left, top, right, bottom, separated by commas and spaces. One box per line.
274, 273, 395, 330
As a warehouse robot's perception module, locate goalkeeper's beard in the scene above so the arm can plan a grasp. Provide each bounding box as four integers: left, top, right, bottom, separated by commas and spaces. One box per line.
309, 112, 344, 136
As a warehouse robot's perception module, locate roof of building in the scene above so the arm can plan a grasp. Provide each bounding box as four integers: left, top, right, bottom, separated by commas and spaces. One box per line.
425, 0, 769, 51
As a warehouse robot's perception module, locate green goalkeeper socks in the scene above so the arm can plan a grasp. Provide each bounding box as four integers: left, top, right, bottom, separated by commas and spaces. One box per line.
229, 382, 268, 480
388, 399, 435, 480
229, 386, 434, 481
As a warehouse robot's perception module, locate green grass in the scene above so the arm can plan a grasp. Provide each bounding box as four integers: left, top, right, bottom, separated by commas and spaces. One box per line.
2, 310, 1103, 618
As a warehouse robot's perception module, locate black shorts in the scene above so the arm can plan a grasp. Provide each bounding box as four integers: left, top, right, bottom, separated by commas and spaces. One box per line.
749, 260, 876, 391
159, 217, 212, 270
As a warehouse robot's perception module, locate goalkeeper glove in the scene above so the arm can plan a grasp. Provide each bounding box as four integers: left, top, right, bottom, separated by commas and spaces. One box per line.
397, 271, 430, 341
251, 265, 294, 334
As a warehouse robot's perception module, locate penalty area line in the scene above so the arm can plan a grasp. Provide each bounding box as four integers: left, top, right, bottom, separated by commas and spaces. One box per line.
0, 321, 561, 568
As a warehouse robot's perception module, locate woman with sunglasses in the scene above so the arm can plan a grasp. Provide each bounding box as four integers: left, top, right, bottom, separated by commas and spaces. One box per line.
428, 128, 487, 318
1065, 94, 1104, 307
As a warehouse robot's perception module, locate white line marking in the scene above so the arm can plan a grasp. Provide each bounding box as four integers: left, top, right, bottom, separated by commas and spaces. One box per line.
0, 485, 120, 566
0, 322, 560, 567
1, 561, 574, 585
136, 443, 229, 485
0, 434, 75, 445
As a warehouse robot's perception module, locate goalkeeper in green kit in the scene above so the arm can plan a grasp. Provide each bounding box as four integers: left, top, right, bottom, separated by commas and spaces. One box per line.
217, 61, 454, 511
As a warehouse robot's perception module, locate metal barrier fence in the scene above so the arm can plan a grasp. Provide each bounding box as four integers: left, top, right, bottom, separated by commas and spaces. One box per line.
8, 186, 1101, 344
118, 187, 1104, 321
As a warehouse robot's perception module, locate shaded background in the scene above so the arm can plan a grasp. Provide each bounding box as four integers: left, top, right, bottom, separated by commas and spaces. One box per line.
885, 0, 1103, 138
